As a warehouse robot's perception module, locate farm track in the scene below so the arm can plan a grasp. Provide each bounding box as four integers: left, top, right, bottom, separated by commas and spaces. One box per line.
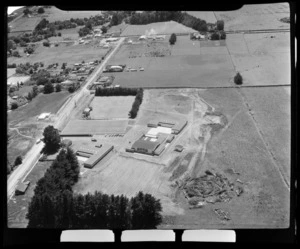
9, 127, 33, 139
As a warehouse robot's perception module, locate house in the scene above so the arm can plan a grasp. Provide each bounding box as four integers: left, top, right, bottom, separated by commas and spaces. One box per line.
15, 181, 30, 195
139, 35, 146, 40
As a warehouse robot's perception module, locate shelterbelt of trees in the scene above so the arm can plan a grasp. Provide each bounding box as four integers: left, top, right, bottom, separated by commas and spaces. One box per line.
27, 130, 162, 229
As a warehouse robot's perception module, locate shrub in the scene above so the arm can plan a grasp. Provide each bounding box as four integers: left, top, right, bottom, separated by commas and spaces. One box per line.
55, 84, 61, 92
38, 7, 45, 14
36, 77, 49, 85
234, 72, 243, 85
11, 102, 18, 110
220, 31, 226, 40
43, 41, 50, 47
210, 32, 220, 40
68, 86, 75, 93
44, 83, 54, 94
14, 156, 22, 166
58, 32, 61, 36
169, 33, 177, 45
216, 20, 224, 31
12, 51, 20, 57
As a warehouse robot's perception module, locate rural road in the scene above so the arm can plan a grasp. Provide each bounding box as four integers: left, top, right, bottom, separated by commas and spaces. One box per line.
7, 37, 125, 200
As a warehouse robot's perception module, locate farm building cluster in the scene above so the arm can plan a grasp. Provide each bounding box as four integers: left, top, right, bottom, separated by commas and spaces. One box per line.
126, 120, 187, 156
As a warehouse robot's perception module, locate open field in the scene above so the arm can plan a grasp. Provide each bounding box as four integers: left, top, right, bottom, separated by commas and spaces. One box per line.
8, 92, 70, 124
214, 3, 290, 31
61, 119, 128, 135
7, 43, 110, 68
90, 96, 135, 119
187, 11, 217, 23
7, 161, 53, 228
121, 21, 197, 36
43, 6, 103, 22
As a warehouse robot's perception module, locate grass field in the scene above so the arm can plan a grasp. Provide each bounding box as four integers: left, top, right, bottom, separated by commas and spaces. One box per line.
121, 21, 197, 36
231, 53, 290, 86
61, 119, 129, 135
214, 3, 290, 31
7, 43, 109, 68
8, 92, 70, 124
90, 96, 135, 119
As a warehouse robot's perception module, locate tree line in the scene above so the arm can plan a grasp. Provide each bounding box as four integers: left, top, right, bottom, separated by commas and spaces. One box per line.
27, 125, 162, 228
95, 87, 138, 96
129, 88, 144, 119
127, 11, 225, 34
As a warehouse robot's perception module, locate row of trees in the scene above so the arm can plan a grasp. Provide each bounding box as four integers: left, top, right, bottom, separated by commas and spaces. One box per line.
95, 87, 138, 96
129, 88, 144, 119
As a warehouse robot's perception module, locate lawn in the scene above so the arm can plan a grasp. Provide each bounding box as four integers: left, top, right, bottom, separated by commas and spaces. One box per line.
121, 21, 197, 36
90, 96, 135, 119
7, 68, 16, 78
8, 91, 70, 124
7, 43, 109, 68
61, 119, 129, 135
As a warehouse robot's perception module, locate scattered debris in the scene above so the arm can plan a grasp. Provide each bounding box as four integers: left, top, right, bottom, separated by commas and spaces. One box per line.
280, 17, 290, 23
236, 178, 244, 184
235, 186, 244, 196
214, 209, 231, 221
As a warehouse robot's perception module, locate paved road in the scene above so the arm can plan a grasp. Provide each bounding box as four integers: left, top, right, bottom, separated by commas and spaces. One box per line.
7, 37, 125, 200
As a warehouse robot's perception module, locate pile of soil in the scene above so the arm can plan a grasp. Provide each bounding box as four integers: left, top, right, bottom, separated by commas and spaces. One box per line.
280, 17, 290, 23
178, 170, 244, 208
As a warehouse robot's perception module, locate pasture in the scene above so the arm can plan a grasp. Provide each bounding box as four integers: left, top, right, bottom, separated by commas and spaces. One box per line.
90, 96, 135, 119
111, 54, 235, 88
214, 3, 290, 31
7, 43, 109, 68
240, 86, 291, 182
121, 21, 197, 36
9, 16, 41, 33
61, 119, 128, 135
187, 11, 217, 23
7, 76, 30, 86
43, 6, 103, 22
7, 68, 16, 78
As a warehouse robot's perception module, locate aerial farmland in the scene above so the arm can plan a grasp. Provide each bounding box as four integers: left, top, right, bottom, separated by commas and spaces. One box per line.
7, 4, 291, 232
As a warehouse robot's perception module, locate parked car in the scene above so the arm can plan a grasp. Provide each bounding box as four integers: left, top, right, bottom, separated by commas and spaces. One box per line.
91, 138, 97, 142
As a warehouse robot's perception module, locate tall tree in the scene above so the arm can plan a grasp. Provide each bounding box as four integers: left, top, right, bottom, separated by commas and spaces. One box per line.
169, 33, 177, 45
43, 125, 61, 153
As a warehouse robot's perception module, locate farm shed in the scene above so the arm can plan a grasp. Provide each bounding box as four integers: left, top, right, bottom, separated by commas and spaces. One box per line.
175, 145, 184, 152
154, 143, 166, 156
166, 135, 175, 143
84, 144, 114, 168
15, 181, 30, 196
172, 120, 188, 134
131, 134, 168, 155
147, 123, 157, 128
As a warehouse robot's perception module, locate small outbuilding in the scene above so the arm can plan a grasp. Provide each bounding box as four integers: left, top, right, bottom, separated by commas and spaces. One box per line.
15, 181, 30, 196
174, 145, 184, 152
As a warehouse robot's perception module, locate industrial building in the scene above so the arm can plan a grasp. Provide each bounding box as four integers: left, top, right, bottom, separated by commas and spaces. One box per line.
147, 120, 187, 134
131, 133, 168, 155
75, 144, 114, 169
